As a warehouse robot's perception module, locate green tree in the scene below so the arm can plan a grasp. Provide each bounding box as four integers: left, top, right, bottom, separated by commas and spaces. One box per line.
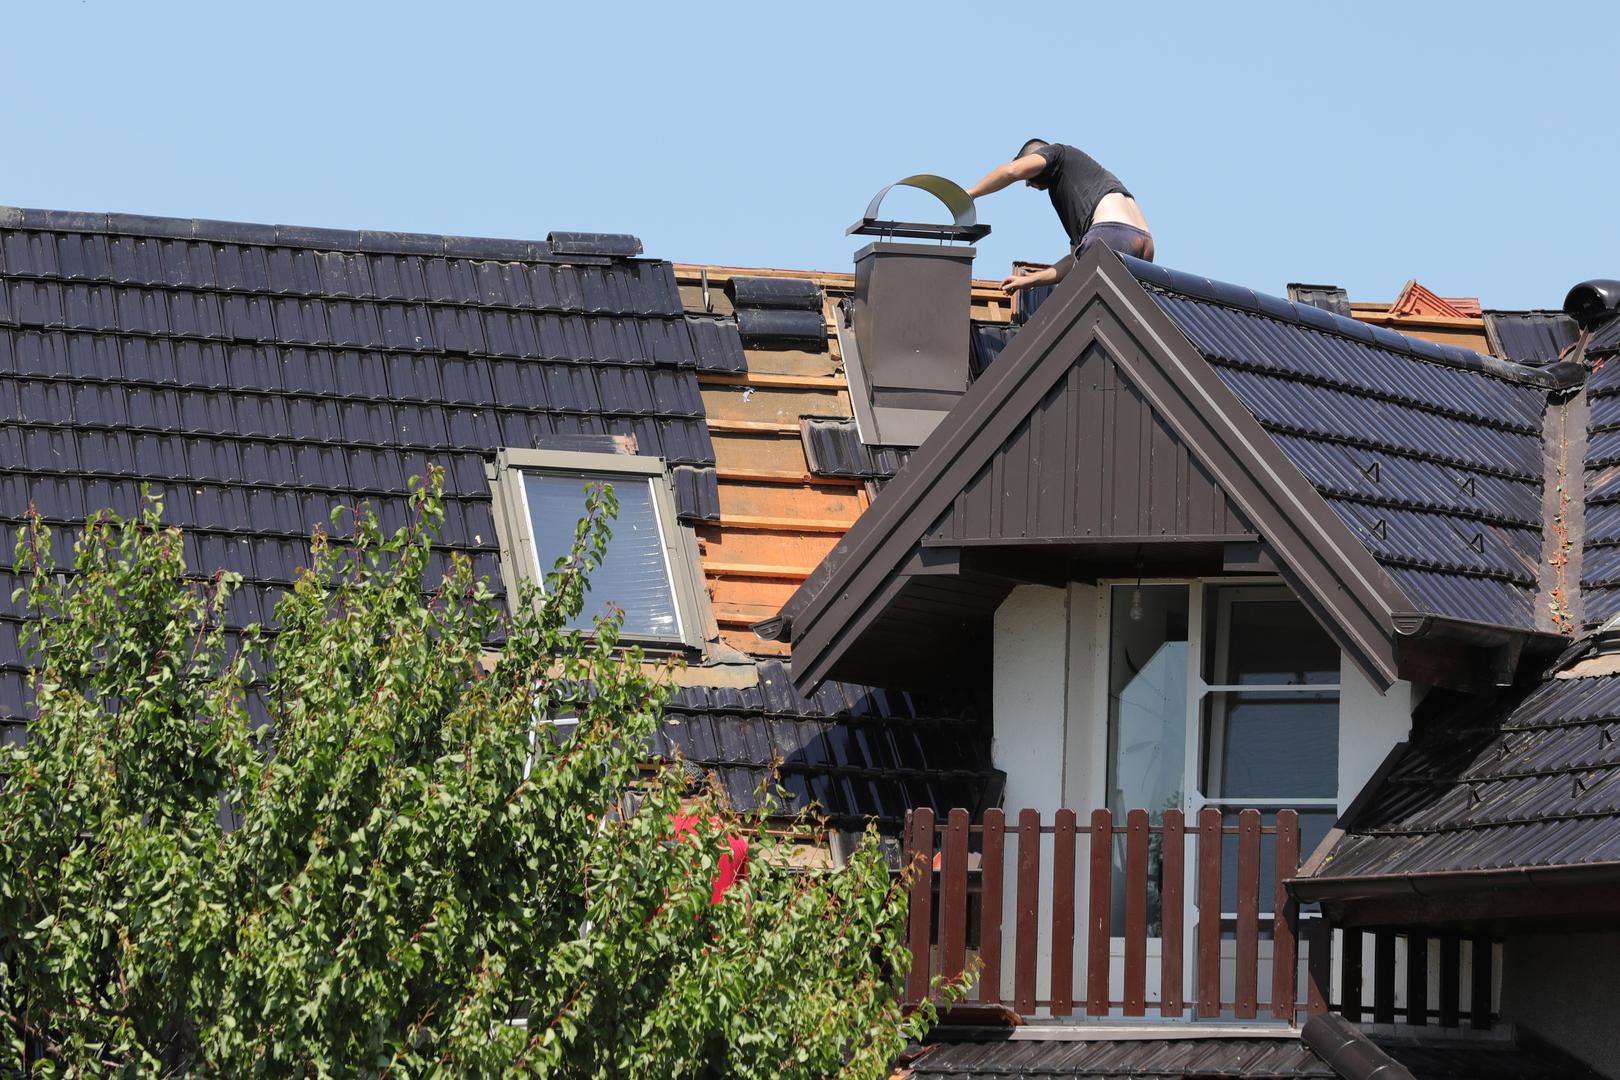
0, 469, 957, 1077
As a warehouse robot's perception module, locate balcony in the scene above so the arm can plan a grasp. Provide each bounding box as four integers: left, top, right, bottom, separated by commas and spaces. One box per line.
903, 808, 1500, 1029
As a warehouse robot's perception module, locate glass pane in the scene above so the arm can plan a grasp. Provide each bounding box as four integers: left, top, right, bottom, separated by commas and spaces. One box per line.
1107, 584, 1190, 820
1107, 584, 1189, 935
1209, 808, 1335, 916
524, 472, 679, 639
1202, 691, 1339, 799
1203, 588, 1339, 686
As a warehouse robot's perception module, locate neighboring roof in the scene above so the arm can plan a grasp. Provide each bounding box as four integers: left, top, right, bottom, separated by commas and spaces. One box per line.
0, 207, 720, 643
905, 1038, 1333, 1079
772, 245, 1574, 695
0, 206, 1008, 834
657, 660, 999, 835
1389, 280, 1481, 320
670, 264, 1011, 656
1293, 664, 1620, 918
1483, 310, 1580, 366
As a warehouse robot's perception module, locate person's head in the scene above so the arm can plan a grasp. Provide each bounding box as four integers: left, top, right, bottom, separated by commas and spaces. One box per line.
1016, 138, 1051, 189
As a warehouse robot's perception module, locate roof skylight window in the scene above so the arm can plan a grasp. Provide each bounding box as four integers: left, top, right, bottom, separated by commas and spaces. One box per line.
490, 449, 707, 650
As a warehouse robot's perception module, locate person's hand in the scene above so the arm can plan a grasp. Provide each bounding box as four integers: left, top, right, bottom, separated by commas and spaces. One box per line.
1000, 273, 1032, 297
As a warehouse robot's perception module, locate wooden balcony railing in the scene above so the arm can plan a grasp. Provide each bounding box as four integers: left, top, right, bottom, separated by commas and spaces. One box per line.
903, 807, 1500, 1027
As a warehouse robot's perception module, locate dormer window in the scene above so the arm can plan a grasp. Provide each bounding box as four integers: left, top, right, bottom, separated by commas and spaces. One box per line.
490, 448, 707, 650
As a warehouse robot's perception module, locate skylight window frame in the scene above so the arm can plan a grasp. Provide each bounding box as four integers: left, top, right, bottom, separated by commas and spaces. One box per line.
489, 448, 708, 653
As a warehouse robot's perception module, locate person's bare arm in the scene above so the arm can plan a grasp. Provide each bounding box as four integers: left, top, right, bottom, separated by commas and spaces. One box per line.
999, 255, 1072, 297
966, 153, 1048, 199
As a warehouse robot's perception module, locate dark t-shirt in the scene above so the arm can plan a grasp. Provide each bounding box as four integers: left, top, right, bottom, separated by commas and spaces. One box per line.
1031, 144, 1132, 248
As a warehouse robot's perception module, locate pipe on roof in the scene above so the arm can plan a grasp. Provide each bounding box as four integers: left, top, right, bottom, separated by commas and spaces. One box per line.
1302, 1014, 1416, 1080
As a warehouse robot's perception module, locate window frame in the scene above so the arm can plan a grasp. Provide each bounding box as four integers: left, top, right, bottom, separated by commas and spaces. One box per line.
489, 448, 710, 652
1097, 576, 1342, 933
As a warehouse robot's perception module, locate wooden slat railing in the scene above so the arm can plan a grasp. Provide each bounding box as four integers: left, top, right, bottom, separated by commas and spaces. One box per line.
902, 806, 1501, 1028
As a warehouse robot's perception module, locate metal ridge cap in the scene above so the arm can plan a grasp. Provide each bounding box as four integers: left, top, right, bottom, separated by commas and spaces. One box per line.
1302, 1014, 1415, 1080
0, 204, 656, 265
1120, 255, 1582, 392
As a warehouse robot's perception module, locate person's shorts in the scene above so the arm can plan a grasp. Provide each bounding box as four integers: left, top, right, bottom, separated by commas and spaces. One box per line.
1077, 222, 1155, 263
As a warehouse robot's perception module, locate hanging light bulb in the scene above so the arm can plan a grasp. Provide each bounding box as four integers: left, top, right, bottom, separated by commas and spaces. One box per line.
1129, 583, 1144, 621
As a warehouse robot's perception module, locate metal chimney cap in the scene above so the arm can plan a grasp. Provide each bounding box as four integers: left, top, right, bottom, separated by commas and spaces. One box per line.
847, 174, 990, 243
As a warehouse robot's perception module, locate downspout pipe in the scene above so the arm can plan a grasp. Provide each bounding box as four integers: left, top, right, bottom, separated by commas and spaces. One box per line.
1302, 1014, 1416, 1080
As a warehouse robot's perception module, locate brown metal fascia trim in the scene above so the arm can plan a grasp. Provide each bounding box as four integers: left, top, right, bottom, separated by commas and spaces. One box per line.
1302, 1014, 1416, 1080
917, 533, 1259, 549
1090, 264, 1410, 689
1288, 857, 1620, 904
785, 258, 1121, 693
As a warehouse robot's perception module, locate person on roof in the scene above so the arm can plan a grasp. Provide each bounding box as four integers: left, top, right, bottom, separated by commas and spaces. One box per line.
966, 138, 1153, 298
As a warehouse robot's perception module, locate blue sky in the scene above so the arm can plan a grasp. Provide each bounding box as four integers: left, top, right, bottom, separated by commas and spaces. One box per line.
6, 1, 1615, 308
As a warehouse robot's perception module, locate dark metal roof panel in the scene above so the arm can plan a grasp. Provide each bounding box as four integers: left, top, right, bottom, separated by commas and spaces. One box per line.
969, 320, 1016, 379
1273, 434, 1541, 528
1588, 316, 1620, 355
1210, 367, 1542, 478
1307, 673, 1620, 881
1157, 292, 1545, 431
684, 315, 747, 373
1483, 310, 1579, 365
1382, 566, 1537, 629
1324, 500, 1539, 583
801, 417, 908, 481
658, 660, 997, 833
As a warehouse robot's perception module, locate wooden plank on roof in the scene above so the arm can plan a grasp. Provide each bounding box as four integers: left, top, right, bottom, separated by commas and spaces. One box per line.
716, 514, 857, 533
705, 418, 801, 435
714, 478, 865, 521
716, 469, 863, 486
701, 561, 813, 580
741, 347, 842, 379
696, 525, 840, 568
699, 372, 849, 390
699, 384, 850, 424
712, 433, 812, 476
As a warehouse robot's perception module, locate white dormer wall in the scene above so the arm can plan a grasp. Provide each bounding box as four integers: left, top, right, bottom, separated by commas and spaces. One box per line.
990, 582, 1416, 823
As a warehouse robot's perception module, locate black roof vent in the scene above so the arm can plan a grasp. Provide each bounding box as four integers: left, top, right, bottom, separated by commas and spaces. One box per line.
546, 231, 643, 258
1563, 279, 1620, 329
